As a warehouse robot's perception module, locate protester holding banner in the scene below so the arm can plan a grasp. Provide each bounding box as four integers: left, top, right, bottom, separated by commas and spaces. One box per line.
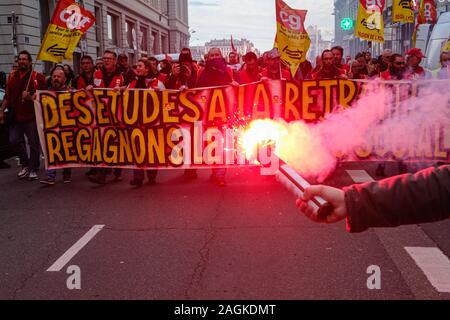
331, 46, 350, 75
73, 55, 95, 90
406, 48, 427, 79
196, 47, 237, 186
378, 49, 392, 73
311, 50, 345, 80
261, 48, 291, 80
147, 57, 168, 84
227, 51, 241, 73
237, 52, 263, 84
88, 50, 124, 185
0, 51, 46, 181
117, 53, 136, 86
39, 68, 72, 185
126, 59, 163, 188
380, 54, 413, 80
293, 60, 313, 81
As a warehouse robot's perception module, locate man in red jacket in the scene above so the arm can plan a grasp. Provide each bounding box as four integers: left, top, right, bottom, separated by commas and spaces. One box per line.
88, 50, 125, 185
73, 55, 95, 90
0, 50, 46, 181
406, 48, 427, 79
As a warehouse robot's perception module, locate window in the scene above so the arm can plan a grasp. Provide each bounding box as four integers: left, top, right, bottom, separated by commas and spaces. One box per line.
152, 31, 158, 54
107, 13, 119, 45
140, 26, 148, 52
161, 35, 168, 53
125, 21, 136, 49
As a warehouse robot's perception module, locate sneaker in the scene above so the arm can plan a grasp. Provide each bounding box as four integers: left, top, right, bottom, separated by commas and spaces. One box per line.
63, 176, 72, 184
17, 167, 30, 179
28, 171, 39, 181
130, 179, 143, 188
40, 177, 56, 186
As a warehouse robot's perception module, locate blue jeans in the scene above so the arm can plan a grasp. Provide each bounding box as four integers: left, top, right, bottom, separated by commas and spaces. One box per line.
9, 121, 40, 171
46, 168, 72, 180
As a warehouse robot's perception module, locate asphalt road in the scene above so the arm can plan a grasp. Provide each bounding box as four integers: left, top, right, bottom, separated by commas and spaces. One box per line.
0, 159, 449, 300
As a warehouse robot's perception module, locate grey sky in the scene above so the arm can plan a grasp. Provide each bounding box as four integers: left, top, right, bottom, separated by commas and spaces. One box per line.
188, 0, 335, 52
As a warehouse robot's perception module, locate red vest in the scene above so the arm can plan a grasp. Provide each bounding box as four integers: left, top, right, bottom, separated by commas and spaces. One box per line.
93, 69, 124, 88
74, 73, 94, 89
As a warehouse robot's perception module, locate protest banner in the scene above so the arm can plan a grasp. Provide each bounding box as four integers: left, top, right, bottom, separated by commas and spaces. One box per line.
34, 79, 450, 170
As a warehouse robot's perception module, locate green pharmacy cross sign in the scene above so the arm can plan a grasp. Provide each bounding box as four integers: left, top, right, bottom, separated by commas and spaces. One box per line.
341, 18, 353, 30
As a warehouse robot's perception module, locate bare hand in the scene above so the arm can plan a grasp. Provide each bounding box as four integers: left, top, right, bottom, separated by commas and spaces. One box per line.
296, 185, 347, 224
22, 91, 32, 101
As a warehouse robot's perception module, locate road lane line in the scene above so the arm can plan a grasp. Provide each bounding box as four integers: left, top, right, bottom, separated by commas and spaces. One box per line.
47, 225, 105, 272
346, 170, 375, 183
404, 247, 450, 293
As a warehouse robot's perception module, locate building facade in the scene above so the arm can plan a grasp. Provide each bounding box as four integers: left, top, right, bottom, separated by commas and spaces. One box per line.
307, 25, 333, 63
0, 0, 189, 75
334, 0, 450, 59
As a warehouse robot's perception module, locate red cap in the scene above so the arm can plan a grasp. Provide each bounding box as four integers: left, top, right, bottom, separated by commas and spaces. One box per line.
407, 48, 425, 59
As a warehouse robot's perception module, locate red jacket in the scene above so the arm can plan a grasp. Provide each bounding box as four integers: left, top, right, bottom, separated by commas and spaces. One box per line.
73, 73, 94, 89
93, 68, 124, 88
238, 68, 262, 84
261, 67, 292, 80
5, 70, 46, 122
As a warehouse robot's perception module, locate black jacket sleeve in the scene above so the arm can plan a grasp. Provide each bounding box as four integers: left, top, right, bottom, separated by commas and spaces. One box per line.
343, 165, 450, 233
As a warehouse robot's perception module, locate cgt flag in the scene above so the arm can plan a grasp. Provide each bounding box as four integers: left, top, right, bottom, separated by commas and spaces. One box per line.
37, 0, 95, 63
417, 0, 437, 24
413, 0, 437, 47
392, 0, 414, 23
274, 0, 311, 78
355, 0, 385, 43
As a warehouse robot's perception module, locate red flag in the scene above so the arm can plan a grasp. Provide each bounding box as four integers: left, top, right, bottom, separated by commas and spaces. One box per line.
418, 0, 437, 24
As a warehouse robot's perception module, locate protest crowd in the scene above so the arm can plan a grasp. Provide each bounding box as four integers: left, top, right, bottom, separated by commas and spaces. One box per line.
0, 45, 449, 188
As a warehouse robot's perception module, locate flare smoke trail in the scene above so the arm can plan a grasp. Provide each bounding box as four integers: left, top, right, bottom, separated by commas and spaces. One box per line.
269, 80, 450, 181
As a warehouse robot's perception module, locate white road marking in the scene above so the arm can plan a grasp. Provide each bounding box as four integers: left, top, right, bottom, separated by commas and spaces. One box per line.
404, 247, 450, 293
47, 225, 105, 272
346, 170, 375, 183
